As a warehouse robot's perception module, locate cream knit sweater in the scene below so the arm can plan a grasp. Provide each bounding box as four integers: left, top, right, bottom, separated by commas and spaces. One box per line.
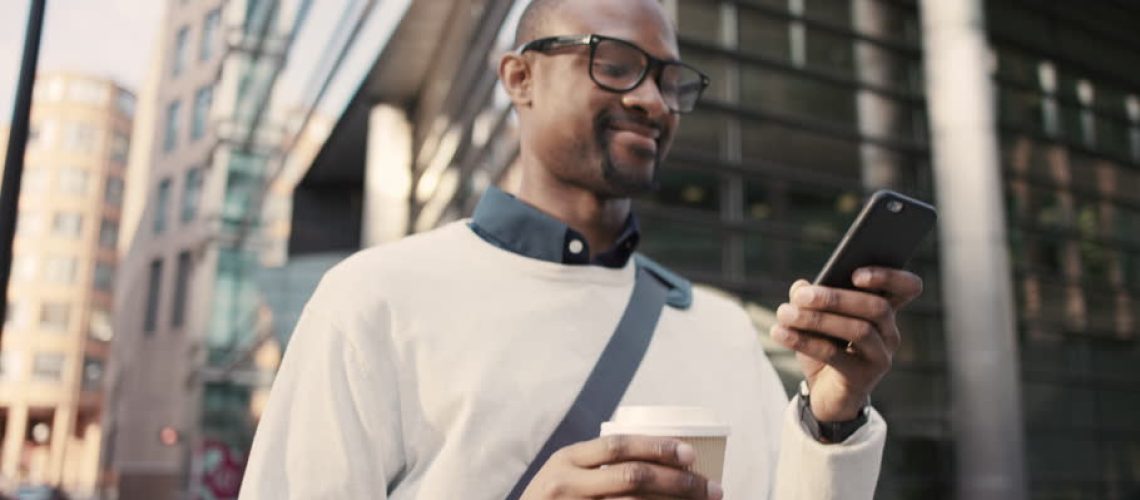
240, 221, 886, 499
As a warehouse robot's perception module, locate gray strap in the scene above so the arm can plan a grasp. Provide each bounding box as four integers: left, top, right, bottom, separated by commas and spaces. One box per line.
505, 266, 670, 499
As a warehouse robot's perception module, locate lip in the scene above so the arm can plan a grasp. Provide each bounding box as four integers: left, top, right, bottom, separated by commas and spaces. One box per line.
608, 121, 661, 141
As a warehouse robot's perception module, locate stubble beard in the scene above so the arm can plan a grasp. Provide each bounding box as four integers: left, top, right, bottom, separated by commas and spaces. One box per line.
595, 115, 662, 198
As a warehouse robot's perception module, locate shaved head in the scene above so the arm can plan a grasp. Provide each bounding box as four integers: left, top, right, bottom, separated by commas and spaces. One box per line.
514, 0, 568, 47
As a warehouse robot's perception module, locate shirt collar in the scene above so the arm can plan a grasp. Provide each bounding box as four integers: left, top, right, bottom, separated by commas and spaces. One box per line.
469, 186, 640, 268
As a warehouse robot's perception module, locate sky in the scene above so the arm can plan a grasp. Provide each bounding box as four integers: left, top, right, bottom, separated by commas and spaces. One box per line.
0, 0, 163, 119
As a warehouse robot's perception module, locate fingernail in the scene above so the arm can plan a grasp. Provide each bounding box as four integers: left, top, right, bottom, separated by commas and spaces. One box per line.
773, 328, 797, 345
854, 269, 871, 285
795, 287, 815, 303
708, 480, 724, 499
676, 442, 695, 465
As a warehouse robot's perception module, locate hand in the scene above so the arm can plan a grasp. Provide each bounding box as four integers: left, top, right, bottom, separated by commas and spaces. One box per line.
769, 267, 923, 422
519, 435, 723, 500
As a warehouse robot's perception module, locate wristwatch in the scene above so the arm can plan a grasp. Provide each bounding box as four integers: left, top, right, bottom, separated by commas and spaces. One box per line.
797, 380, 870, 444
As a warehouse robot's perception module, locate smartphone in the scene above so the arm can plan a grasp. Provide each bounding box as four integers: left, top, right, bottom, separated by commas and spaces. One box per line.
813, 190, 937, 290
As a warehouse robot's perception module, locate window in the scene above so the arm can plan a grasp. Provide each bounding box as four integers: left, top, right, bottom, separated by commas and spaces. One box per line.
116, 91, 136, 116
58, 167, 90, 196
82, 357, 104, 390
201, 9, 221, 61
99, 219, 119, 249
111, 133, 130, 163
144, 259, 163, 334
172, 251, 192, 327
89, 309, 112, 341
154, 178, 172, 234
40, 302, 72, 332
32, 353, 65, 381
191, 86, 213, 140
12, 254, 37, 282
4, 302, 26, 330
104, 177, 124, 205
182, 168, 202, 222
44, 256, 79, 285
94, 262, 115, 291
21, 168, 48, 194
172, 26, 190, 76
63, 122, 98, 153
28, 120, 55, 148
164, 100, 182, 153
67, 79, 107, 105
16, 211, 44, 236
0, 350, 21, 381
51, 212, 84, 238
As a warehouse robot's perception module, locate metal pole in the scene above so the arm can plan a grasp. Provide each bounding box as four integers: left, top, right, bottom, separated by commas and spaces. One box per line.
918, 0, 1029, 499
0, 0, 48, 346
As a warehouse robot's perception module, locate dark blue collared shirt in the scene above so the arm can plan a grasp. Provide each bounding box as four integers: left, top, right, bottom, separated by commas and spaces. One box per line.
468, 186, 640, 268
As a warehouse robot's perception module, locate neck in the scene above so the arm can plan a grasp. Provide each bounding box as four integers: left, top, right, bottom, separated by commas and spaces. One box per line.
515, 156, 631, 258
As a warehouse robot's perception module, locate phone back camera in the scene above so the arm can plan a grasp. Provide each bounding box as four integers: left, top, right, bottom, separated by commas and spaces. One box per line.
887, 200, 904, 213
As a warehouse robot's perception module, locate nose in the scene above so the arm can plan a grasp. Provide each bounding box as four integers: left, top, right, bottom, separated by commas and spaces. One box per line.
620, 75, 671, 121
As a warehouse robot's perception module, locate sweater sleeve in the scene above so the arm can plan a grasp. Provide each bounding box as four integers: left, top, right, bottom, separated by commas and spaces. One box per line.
239, 302, 405, 499
743, 305, 887, 500
772, 394, 887, 498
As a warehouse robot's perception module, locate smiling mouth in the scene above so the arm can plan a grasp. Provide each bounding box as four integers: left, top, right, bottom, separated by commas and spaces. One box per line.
608, 121, 661, 141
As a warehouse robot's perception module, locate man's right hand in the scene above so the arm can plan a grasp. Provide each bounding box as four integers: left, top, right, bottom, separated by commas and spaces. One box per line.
519, 435, 724, 499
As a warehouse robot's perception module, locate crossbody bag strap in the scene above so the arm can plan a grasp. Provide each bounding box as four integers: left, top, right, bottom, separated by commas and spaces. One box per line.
505, 264, 671, 499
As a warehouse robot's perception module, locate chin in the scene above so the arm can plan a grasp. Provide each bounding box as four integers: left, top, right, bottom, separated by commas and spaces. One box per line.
601, 156, 659, 197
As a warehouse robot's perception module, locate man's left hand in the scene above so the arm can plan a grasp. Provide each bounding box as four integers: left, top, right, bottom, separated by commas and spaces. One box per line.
770, 267, 924, 422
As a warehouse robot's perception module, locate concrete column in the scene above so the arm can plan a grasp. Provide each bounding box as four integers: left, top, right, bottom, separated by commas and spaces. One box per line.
48, 404, 74, 484
362, 104, 413, 247
918, 1, 1029, 499
853, 0, 901, 190
2, 403, 27, 480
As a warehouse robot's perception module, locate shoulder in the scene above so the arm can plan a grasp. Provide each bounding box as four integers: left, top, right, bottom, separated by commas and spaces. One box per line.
305, 222, 472, 316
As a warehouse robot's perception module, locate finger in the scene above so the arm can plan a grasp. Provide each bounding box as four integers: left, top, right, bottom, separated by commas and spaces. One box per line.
577, 461, 720, 499
775, 304, 888, 363
852, 267, 923, 309
789, 279, 811, 302
564, 435, 695, 469
791, 285, 894, 328
770, 324, 847, 366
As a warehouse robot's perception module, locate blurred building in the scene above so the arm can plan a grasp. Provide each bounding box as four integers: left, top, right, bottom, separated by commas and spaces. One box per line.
105, 0, 299, 498
0, 73, 134, 497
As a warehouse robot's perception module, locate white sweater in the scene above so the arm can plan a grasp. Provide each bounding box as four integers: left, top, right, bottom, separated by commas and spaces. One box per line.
240, 221, 886, 499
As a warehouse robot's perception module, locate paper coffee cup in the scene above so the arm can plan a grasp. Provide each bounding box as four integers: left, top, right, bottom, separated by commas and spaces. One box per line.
600, 406, 729, 482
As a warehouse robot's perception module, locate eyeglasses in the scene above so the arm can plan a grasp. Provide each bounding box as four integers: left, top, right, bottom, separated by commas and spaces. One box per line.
519, 34, 710, 114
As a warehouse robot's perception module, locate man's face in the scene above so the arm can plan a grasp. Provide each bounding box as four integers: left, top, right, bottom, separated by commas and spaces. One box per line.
523, 0, 682, 198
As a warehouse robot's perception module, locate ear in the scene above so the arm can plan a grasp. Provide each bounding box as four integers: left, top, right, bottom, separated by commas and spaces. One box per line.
498, 52, 534, 108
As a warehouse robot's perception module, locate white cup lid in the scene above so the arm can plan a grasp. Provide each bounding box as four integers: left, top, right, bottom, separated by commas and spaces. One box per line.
601, 406, 730, 437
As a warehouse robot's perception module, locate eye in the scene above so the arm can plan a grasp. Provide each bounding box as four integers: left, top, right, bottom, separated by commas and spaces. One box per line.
594, 61, 637, 79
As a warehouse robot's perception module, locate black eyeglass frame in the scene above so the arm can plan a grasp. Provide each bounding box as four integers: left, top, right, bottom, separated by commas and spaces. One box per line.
518, 33, 711, 113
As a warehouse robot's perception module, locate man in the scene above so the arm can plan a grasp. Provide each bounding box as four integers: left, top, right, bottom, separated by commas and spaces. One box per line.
240, 0, 923, 498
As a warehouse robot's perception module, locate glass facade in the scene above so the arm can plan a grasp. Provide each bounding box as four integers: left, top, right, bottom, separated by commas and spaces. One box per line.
988, 1, 1140, 497
652, 2, 947, 497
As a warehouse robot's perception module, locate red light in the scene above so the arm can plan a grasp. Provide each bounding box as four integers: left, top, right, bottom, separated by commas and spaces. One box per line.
160, 426, 180, 446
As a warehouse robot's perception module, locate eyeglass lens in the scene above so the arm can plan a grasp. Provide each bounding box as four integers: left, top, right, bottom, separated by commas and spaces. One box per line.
591, 38, 704, 112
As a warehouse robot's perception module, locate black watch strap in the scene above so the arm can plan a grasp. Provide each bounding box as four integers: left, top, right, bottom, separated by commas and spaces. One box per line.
798, 380, 869, 444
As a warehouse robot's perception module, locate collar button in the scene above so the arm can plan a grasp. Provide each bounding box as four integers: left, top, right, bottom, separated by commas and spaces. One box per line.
568, 239, 585, 255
